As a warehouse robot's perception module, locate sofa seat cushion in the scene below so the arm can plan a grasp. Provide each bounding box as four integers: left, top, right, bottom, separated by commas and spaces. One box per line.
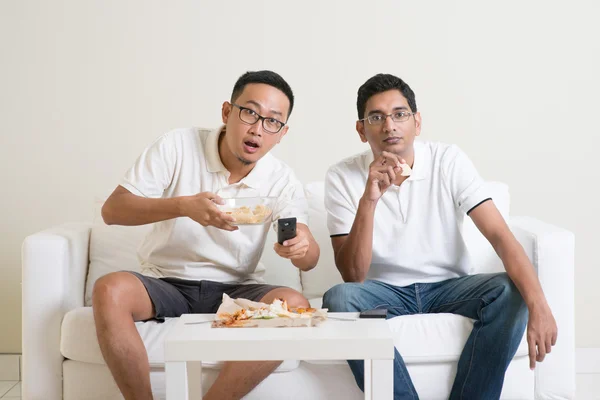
61, 307, 299, 372
308, 297, 528, 365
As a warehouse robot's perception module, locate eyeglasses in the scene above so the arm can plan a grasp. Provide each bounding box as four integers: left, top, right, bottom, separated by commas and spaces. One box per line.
359, 111, 415, 126
231, 103, 286, 134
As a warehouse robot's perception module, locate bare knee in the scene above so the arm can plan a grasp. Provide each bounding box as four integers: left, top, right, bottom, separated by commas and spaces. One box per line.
92, 272, 153, 320
261, 288, 310, 308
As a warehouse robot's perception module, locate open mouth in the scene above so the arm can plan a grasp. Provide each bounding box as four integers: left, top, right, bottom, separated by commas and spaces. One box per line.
243, 140, 260, 153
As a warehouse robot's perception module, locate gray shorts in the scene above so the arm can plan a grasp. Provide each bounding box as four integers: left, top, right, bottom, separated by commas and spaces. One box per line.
127, 271, 283, 321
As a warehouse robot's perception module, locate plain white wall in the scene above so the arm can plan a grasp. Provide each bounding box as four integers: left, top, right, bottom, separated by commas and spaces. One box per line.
1, 0, 598, 353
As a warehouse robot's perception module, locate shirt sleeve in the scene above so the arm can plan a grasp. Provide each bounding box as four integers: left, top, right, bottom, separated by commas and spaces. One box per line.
442, 145, 491, 215
120, 133, 176, 198
271, 171, 309, 231
324, 166, 357, 236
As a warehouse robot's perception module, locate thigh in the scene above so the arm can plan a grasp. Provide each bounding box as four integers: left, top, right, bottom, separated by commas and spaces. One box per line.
192, 280, 284, 313
424, 272, 516, 318
323, 280, 417, 316
128, 273, 192, 320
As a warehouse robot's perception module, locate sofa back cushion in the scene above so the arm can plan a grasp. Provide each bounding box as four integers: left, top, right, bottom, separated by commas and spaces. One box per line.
299, 181, 511, 300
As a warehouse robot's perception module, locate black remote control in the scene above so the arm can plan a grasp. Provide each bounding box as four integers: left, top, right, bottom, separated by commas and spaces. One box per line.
277, 217, 297, 245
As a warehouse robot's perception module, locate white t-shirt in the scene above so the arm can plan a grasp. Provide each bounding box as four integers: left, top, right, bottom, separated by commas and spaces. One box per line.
324, 141, 491, 287
120, 126, 308, 283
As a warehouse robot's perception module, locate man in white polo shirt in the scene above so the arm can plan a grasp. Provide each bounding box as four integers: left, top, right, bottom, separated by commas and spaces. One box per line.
322, 73, 557, 399
93, 70, 320, 400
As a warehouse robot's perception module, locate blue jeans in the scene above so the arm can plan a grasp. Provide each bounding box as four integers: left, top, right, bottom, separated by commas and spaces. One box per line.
322, 273, 528, 400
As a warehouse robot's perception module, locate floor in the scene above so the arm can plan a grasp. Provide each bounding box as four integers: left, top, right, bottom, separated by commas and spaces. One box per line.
0, 381, 19, 399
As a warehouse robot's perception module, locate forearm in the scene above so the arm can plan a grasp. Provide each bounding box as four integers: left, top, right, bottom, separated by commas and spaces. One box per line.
102, 188, 185, 226
336, 198, 377, 282
495, 234, 547, 309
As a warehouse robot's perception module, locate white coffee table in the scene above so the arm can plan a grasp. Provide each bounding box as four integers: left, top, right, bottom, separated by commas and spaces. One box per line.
164, 312, 394, 400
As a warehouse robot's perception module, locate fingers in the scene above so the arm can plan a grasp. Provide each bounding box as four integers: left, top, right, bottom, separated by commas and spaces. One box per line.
211, 195, 225, 205
536, 340, 547, 362
274, 241, 309, 259
380, 151, 403, 167
528, 339, 537, 370
213, 219, 238, 231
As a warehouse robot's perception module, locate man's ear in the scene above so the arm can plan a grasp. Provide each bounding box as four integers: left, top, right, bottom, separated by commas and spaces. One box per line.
222, 102, 232, 124
356, 120, 368, 143
414, 112, 422, 137
277, 125, 289, 143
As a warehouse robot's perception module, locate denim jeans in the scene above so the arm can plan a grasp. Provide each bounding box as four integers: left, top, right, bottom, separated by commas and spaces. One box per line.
322, 273, 528, 400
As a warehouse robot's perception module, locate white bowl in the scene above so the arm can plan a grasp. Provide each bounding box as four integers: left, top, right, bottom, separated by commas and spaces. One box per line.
216, 197, 276, 225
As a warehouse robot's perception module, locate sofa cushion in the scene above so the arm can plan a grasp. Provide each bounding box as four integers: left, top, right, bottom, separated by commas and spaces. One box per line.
300, 181, 511, 300
62, 307, 527, 373
61, 307, 300, 372
308, 297, 528, 364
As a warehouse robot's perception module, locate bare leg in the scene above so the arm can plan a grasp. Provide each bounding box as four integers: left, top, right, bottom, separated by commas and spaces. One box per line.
93, 272, 155, 400
204, 288, 310, 400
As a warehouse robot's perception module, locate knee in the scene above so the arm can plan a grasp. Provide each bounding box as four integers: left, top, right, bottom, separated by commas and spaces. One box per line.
264, 288, 310, 308
92, 272, 131, 310
284, 290, 310, 309
495, 274, 528, 320
322, 283, 363, 312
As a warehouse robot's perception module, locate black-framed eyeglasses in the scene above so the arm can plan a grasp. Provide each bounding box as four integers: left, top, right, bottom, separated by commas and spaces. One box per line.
231, 103, 286, 134
359, 111, 415, 126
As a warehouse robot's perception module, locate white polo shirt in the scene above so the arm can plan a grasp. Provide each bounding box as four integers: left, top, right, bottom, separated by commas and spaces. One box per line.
120, 126, 308, 283
324, 141, 491, 287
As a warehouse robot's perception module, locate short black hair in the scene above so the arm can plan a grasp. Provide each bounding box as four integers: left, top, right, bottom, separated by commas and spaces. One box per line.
231, 70, 294, 119
357, 74, 417, 119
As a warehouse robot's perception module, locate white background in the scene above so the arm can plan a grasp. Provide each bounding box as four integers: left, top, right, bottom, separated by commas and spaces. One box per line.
0, 0, 598, 353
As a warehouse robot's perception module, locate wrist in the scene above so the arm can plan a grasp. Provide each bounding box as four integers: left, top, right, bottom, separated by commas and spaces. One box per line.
176, 196, 188, 218
359, 196, 378, 212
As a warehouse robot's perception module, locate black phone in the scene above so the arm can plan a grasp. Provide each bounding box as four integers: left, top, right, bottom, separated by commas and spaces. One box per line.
359, 309, 388, 319
277, 217, 297, 245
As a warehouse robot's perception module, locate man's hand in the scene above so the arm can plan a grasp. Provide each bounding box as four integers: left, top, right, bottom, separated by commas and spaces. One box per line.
527, 303, 558, 370
180, 192, 238, 232
363, 151, 410, 202
273, 227, 310, 260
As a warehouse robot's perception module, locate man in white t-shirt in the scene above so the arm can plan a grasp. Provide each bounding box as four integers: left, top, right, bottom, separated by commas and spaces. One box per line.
322, 73, 557, 399
93, 71, 320, 400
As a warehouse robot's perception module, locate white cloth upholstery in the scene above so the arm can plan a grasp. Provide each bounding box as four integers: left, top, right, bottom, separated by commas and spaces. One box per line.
22, 181, 576, 400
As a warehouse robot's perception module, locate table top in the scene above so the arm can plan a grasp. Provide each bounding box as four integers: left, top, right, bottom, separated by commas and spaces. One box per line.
164, 313, 394, 362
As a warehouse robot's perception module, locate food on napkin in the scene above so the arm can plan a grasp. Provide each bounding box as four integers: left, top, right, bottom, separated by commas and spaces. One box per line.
212, 294, 327, 328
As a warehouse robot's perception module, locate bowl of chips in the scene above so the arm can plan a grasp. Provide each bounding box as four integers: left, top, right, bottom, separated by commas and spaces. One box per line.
216, 197, 276, 225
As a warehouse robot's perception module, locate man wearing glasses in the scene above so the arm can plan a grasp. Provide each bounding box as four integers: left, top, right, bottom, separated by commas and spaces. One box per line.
322, 73, 557, 399
94, 70, 320, 400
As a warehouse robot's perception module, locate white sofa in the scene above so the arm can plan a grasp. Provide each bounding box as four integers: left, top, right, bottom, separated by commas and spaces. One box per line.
22, 181, 575, 400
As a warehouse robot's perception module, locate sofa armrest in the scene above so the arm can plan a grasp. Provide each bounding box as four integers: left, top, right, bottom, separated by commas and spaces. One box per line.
22, 223, 92, 400
509, 216, 575, 399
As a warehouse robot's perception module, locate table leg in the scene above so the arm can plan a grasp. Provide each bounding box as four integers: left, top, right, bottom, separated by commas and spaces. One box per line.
364, 359, 393, 400
187, 361, 203, 399
166, 361, 189, 400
